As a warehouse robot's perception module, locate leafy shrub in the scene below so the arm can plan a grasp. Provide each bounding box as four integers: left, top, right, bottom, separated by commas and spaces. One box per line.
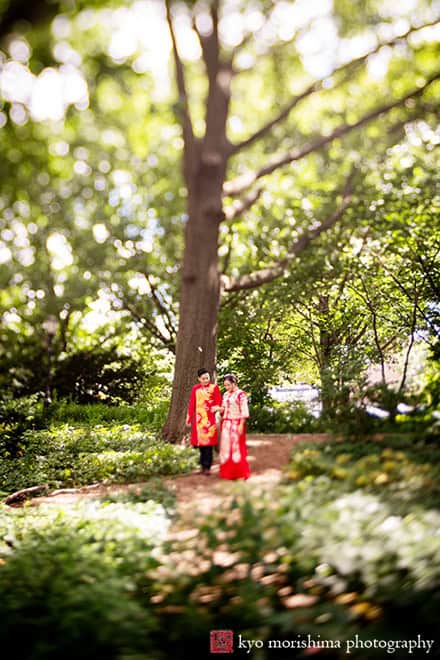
423, 339, 440, 409
249, 400, 319, 433
52, 347, 149, 404
49, 400, 169, 431
0, 424, 198, 494
99, 478, 177, 516
284, 437, 440, 510
0, 395, 46, 459
137, 479, 440, 657
321, 404, 385, 436
0, 500, 169, 659
140, 438, 440, 655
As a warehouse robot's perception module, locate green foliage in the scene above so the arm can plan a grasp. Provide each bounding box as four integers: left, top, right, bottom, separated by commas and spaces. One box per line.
218, 290, 292, 405
133, 481, 439, 655
0, 395, 45, 458
49, 399, 169, 430
0, 4, 439, 651
0, 499, 168, 660
0, 332, 46, 400
320, 401, 386, 437
423, 340, 440, 409
0, 392, 171, 460
99, 478, 177, 516
0, 435, 439, 657
365, 383, 402, 413
285, 437, 440, 511
0, 423, 197, 494
144, 443, 440, 656
1, 0, 438, 422
248, 400, 319, 434
52, 347, 148, 404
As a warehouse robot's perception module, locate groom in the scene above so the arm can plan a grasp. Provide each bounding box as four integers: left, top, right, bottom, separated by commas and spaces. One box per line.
186, 368, 222, 475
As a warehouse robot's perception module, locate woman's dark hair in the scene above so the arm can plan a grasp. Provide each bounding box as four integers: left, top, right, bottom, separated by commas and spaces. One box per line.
224, 373, 237, 384
197, 368, 209, 377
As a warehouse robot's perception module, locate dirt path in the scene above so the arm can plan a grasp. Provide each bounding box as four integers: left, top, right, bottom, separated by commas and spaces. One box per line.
24, 434, 329, 511
169, 434, 328, 502
163, 433, 330, 525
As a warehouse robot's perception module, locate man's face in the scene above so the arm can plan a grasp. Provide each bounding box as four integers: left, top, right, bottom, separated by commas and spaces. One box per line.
198, 373, 211, 386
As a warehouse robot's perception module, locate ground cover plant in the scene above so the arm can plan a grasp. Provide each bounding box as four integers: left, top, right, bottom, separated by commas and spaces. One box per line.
0, 422, 197, 495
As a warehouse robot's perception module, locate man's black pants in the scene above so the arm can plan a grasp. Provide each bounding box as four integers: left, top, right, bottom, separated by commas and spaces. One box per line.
199, 446, 213, 470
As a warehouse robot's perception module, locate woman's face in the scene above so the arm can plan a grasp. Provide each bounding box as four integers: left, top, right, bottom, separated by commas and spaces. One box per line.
224, 379, 235, 391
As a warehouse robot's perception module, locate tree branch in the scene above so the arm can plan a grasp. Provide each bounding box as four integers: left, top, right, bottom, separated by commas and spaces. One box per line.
123, 298, 176, 353
229, 19, 440, 156
386, 101, 440, 137
291, 304, 322, 330
219, 288, 248, 309
231, 13, 320, 67
143, 273, 177, 340
229, 83, 320, 156
192, 1, 220, 82
350, 322, 370, 346
416, 247, 440, 299
220, 231, 234, 276
224, 186, 263, 220
374, 256, 438, 337
307, 305, 323, 370
222, 171, 355, 292
224, 71, 440, 196
359, 276, 386, 382
165, 0, 197, 180
193, 1, 232, 158
3, 484, 49, 506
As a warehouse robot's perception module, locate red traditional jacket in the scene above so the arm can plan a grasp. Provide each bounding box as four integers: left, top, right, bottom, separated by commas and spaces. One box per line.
187, 383, 222, 447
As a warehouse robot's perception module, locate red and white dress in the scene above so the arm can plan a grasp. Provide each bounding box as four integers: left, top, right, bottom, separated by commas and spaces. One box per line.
219, 388, 250, 480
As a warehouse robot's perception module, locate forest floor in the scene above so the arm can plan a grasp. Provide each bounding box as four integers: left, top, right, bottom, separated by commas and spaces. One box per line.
26, 434, 330, 520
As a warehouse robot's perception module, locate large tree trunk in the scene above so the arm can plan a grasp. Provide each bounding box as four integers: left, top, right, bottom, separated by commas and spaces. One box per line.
162, 168, 225, 441
162, 3, 231, 442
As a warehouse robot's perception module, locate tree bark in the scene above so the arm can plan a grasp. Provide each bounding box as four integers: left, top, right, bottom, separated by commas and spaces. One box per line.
317, 296, 335, 416
3, 484, 49, 506
162, 171, 225, 441
162, 1, 231, 441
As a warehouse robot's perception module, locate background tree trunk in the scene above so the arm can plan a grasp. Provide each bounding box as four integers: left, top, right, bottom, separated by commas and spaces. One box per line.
317, 295, 335, 416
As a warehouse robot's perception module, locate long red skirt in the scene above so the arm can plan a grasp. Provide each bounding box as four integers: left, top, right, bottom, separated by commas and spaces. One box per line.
219, 419, 251, 480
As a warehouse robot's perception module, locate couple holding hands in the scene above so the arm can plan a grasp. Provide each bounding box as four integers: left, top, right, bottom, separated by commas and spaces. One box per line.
186, 368, 250, 480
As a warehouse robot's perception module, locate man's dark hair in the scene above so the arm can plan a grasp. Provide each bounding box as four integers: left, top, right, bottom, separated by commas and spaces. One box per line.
197, 368, 209, 377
